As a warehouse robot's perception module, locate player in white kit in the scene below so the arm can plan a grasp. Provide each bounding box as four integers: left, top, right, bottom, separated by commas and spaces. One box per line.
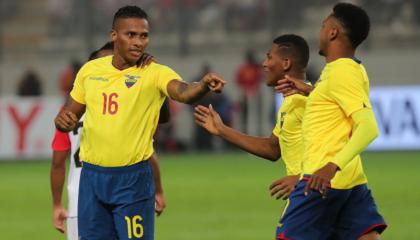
50, 43, 166, 239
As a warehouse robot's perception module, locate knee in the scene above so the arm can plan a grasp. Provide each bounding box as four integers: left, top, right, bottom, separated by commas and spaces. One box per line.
358, 231, 381, 240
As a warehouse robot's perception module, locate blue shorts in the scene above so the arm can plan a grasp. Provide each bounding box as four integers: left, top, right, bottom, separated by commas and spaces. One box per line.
276, 176, 387, 240
78, 161, 155, 240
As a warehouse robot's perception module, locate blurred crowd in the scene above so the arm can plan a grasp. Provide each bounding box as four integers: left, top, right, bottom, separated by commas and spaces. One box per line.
3, 0, 420, 152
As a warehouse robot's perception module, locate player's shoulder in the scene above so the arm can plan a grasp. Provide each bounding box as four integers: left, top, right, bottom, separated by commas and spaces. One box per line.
148, 62, 175, 72
330, 58, 362, 74
82, 56, 112, 72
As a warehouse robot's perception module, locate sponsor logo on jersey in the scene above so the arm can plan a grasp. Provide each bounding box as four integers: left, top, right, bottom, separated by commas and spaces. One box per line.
89, 76, 109, 82
125, 75, 140, 88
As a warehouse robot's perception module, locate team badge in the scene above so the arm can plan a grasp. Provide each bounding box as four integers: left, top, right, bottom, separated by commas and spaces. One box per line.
124, 75, 140, 88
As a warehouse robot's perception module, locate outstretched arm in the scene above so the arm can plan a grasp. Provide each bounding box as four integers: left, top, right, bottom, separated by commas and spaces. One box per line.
50, 150, 69, 233
167, 73, 226, 104
194, 105, 280, 161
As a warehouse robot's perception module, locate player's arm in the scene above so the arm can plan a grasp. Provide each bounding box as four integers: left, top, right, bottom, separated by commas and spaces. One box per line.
330, 108, 379, 169
149, 152, 166, 216
194, 104, 280, 161
158, 99, 170, 124
166, 73, 226, 104
50, 130, 71, 233
54, 97, 86, 132
275, 75, 314, 96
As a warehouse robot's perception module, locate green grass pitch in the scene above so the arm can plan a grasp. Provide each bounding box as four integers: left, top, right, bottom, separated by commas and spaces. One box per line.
0, 151, 419, 239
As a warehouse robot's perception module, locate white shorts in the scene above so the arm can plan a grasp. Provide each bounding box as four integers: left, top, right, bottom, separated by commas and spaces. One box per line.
67, 217, 79, 240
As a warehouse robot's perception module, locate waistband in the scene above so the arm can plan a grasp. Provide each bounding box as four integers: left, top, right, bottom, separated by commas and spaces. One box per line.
82, 160, 150, 173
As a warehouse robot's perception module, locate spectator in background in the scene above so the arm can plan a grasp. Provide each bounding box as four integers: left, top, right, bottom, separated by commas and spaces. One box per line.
59, 60, 81, 97
235, 49, 262, 135
17, 69, 43, 96
192, 63, 232, 151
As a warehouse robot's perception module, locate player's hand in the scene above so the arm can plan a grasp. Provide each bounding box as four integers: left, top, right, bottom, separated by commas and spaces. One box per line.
194, 104, 224, 136
304, 162, 339, 198
275, 75, 313, 97
137, 52, 155, 68
155, 191, 166, 217
201, 73, 226, 93
54, 110, 78, 132
269, 174, 300, 200
52, 205, 68, 233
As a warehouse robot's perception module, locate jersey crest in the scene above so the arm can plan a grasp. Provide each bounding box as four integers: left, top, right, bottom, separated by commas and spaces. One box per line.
124, 75, 140, 88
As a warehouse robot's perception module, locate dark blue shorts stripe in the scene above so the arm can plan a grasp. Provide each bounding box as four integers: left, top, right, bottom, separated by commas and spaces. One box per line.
82, 160, 149, 173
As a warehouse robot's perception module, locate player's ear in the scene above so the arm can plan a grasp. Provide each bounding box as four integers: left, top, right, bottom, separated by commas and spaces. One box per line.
329, 27, 338, 41
282, 58, 291, 71
110, 30, 117, 42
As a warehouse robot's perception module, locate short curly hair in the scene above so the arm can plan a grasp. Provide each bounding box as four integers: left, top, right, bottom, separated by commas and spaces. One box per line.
112, 5, 148, 28
332, 3, 370, 48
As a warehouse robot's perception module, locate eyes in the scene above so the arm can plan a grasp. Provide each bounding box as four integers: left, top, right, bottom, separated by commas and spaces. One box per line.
127, 32, 149, 39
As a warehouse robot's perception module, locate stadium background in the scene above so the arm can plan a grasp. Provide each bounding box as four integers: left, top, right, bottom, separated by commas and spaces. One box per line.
0, 0, 419, 239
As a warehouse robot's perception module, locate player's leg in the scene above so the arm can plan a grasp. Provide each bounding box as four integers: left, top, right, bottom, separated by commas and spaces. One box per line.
103, 161, 155, 240
66, 217, 79, 240
113, 197, 155, 240
332, 184, 386, 240
275, 177, 349, 240
78, 165, 118, 240
358, 231, 381, 240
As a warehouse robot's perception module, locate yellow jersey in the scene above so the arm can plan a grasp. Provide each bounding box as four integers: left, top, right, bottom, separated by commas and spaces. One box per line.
302, 58, 372, 189
273, 93, 307, 176
70, 56, 181, 167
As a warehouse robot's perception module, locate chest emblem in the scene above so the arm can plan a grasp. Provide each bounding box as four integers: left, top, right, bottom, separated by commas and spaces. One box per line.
280, 112, 287, 128
124, 75, 140, 88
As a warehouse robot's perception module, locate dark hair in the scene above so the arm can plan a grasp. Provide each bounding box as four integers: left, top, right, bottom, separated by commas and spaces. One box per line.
88, 41, 114, 60
273, 34, 309, 69
332, 3, 370, 48
112, 5, 148, 28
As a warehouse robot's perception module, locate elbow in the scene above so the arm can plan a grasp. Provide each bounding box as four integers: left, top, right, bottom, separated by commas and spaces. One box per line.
267, 150, 281, 162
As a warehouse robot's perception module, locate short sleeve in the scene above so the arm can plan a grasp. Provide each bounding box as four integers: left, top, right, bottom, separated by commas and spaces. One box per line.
157, 65, 182, 97
328, 66, 371, 117
70, 64, 88, 104
272, 110, 282, 137
51, 129, 71, 151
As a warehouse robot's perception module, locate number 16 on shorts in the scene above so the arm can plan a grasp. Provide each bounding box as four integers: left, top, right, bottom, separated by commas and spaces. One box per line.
125, 215, 144, 239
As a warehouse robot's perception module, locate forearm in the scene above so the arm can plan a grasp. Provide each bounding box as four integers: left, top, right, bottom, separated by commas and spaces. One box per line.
50, 152, 67, 207
219, 126, 280, 161
169, 81, 209, 104
330, 108, 379, 170
150, 152, 164, 194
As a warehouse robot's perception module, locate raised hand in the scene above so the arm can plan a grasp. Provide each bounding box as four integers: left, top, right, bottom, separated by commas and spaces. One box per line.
202, 73, 226, 93
269, 174, 300, 200
304, 162, 338, 198
54, 110, 78, 132
52, 205, 68, 233
137, 52, 155, 68
194, 104, 224, 136
155, 191, 166, 217
275, 75, 313, 97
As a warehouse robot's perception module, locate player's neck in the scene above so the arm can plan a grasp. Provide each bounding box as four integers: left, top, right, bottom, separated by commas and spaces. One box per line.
112, 55, 135, 70
287, 71, 306, 81
325, 44, 355, 63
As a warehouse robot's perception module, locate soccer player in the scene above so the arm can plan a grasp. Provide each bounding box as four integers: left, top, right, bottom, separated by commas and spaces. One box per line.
50, 42, 167, 239
194, 34, 309, 206
275, 3, 387, 240
54, 6, 225, 240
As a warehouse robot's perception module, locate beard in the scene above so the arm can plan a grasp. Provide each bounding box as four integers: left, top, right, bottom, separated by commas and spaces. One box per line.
318, 49, 325, 56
